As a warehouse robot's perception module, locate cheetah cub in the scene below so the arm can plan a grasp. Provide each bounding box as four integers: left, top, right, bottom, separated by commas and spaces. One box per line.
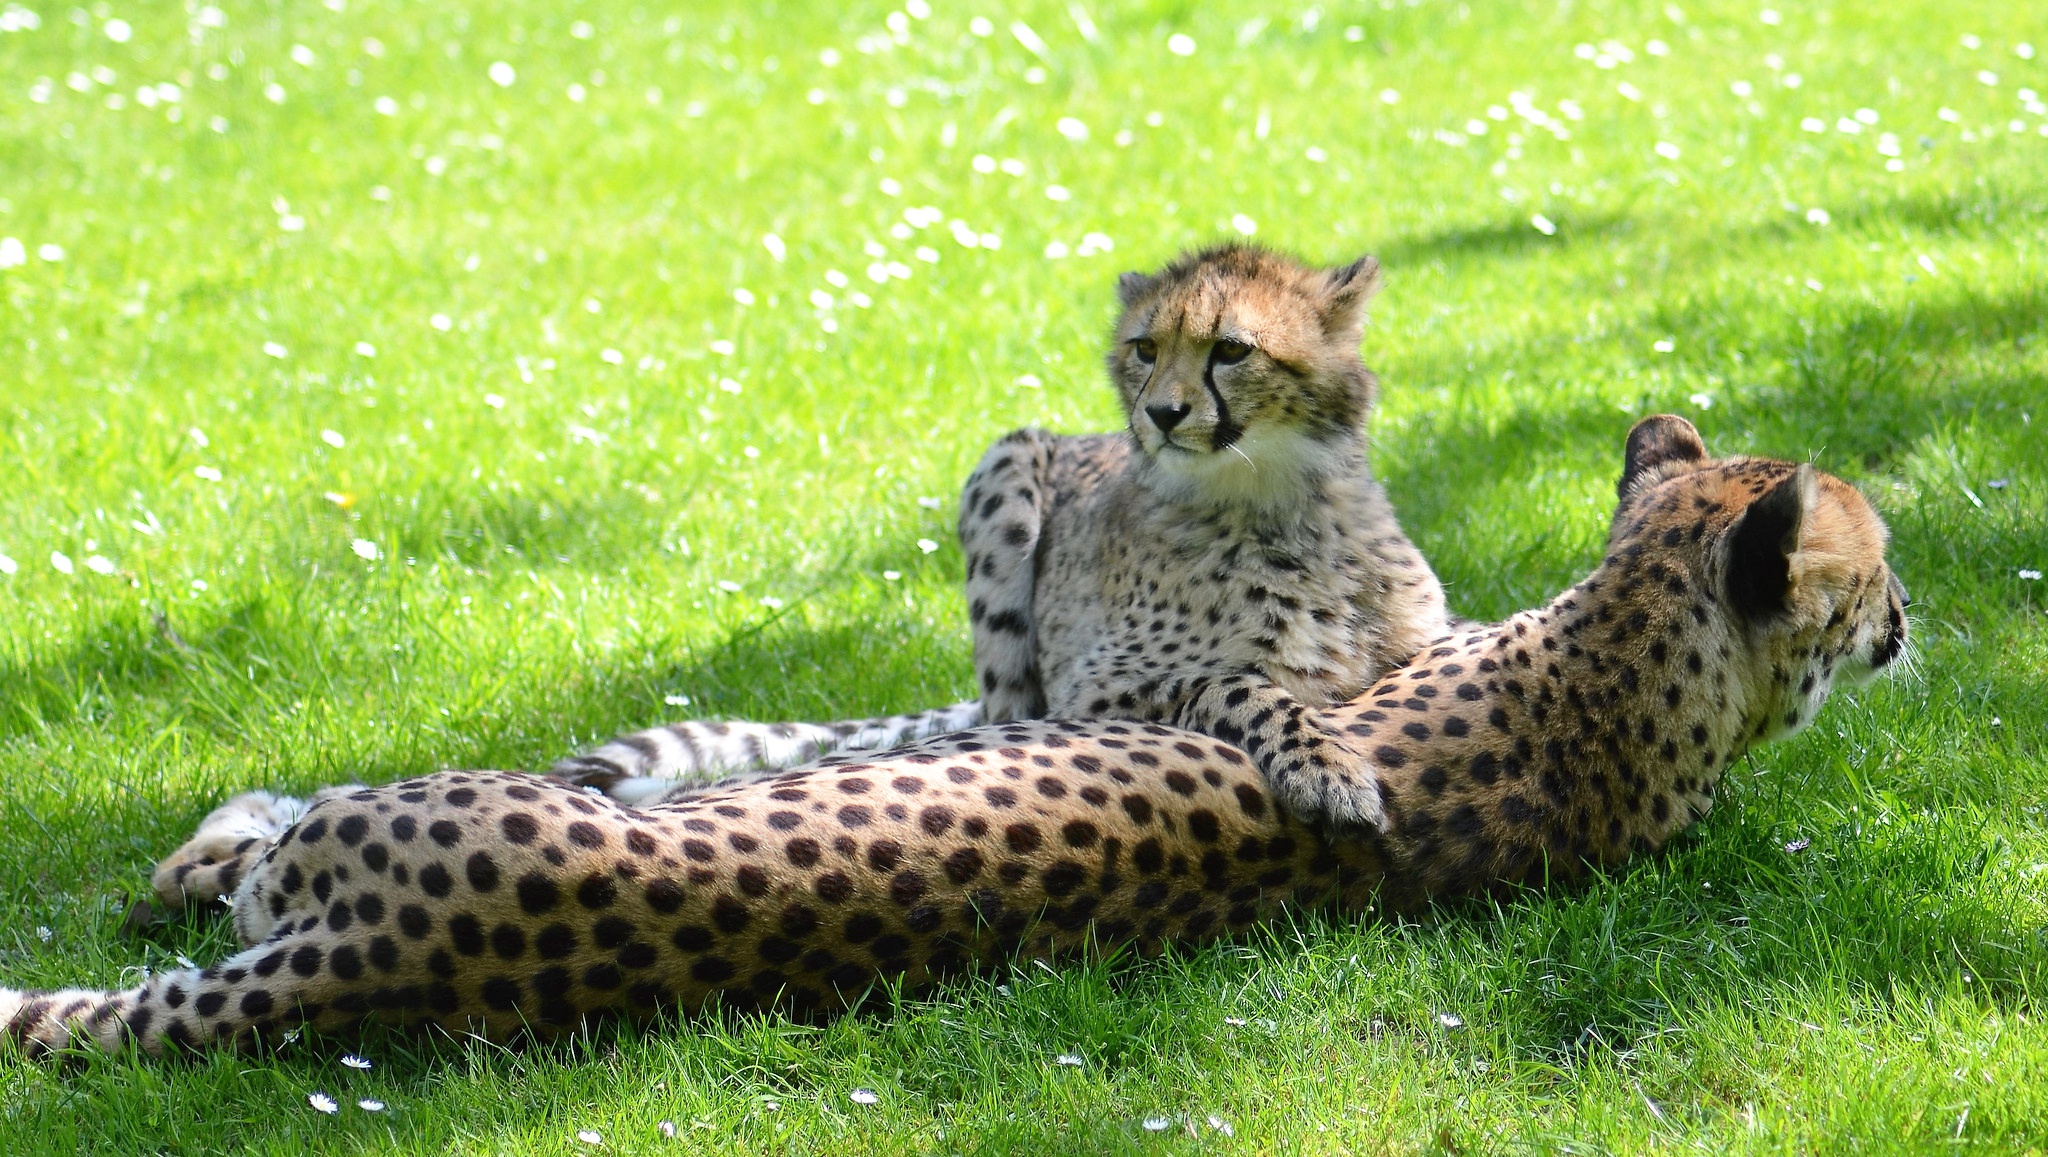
557, 244, 1451, 834
0, 416, 1909, 1057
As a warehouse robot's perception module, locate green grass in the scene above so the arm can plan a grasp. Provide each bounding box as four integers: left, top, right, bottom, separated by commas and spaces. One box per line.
2, 0, 2046, 1150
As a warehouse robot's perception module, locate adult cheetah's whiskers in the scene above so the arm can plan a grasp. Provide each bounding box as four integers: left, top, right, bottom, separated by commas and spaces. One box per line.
1891, 611, 1928, 686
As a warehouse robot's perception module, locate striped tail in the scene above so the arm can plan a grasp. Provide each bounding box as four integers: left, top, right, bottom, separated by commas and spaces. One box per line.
5, 788, 364, 1057
549, 700, 984, 804
0, 930, 335, 1058
3, 978, 165, 1057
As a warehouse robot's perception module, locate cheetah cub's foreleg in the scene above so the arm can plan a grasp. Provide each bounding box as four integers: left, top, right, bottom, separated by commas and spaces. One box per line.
956, 427, 1059, 722
1175, 673, 1386, 833
151, 787, 364, 908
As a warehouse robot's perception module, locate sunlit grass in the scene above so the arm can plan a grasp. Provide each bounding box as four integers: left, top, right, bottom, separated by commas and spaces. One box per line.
2, 0, 2045, 1151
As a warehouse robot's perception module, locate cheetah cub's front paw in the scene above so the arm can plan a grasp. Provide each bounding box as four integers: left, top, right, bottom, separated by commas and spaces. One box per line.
150, 787, 361, 908
1269, 736, 1388, 838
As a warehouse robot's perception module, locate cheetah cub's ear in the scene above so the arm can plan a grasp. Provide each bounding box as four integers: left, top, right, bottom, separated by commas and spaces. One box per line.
1618, 413, 1709, 498
1317, 255, 1384, 342
1725, 463, 1819, 621
1116, 270, 1159, 309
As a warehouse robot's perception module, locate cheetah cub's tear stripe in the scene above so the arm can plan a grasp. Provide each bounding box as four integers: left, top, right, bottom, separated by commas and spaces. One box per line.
2, 417, 1907, 1057
556, 244, 1451, 835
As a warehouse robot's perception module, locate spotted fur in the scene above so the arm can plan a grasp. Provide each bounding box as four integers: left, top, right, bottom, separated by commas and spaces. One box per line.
556, 244, 1451, 831
0, 417, 1906, 1057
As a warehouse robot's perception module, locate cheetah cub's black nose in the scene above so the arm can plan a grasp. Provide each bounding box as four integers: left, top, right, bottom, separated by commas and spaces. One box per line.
1146, 403, 1192, 434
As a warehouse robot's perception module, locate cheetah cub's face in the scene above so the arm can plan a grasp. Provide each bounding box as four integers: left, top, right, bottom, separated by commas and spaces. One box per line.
1617, 415, 1910, 745
1109, 243, 1383, 507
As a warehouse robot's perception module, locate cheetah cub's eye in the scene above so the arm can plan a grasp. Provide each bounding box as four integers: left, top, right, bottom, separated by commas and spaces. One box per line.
1132, 338, 1158, 364
1212, 338, 1253, 365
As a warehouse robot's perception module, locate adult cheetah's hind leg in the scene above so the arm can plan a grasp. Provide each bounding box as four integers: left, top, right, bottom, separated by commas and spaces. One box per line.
150, 787, 362, 909
958, 427, 1056, 721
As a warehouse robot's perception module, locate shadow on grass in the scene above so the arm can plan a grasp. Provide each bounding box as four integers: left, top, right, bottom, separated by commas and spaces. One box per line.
1396, 274, 2045, 483
0, 478, 697, 737
0, 584, 969, 783
1374, 209, 1634, 269
373, 478, 701, 570
1752, 183, 2046, 248
1375, 276, 2047, 617
1644, 280, 2047, 463
0, 596, 299, 744
1374, 182, 2035, 278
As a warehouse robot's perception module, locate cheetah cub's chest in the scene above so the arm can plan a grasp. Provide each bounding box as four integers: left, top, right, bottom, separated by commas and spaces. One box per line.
1063, 486, 1396, 710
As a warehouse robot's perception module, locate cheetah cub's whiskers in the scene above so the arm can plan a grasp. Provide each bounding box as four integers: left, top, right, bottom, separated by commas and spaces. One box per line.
2, 417, 1906, 1058
555, 244, 1451, 835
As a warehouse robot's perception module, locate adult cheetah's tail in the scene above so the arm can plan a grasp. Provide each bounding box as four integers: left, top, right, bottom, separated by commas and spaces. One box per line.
6, 787, 377, 1057
0, 979, 141, 1056
0, 928, 333, 1058
549, 700, 985, 804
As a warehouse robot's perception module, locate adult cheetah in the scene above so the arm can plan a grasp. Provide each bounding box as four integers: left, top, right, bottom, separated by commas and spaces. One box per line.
556, 244, 1451, 834
0, 417, 1909, 1056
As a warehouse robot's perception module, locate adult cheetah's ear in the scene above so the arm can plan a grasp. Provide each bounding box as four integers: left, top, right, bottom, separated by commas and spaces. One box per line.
1725, 463, 1816, 620
1318, 255, 1383, 340
1618, 414, 1709, 498
1116, 270, 1158, 309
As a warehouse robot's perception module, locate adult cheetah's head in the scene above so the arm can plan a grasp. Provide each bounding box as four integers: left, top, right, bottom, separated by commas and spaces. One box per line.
1107, 243, 1382, 506
1615, 414, 1909, 742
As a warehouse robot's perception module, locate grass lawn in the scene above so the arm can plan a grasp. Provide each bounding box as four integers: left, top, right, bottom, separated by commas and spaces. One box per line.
3, 0, 2046, 1150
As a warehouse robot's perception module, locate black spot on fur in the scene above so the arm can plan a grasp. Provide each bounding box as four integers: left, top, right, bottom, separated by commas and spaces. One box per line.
517, 873, 559, 915
419, 863, 453, 898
